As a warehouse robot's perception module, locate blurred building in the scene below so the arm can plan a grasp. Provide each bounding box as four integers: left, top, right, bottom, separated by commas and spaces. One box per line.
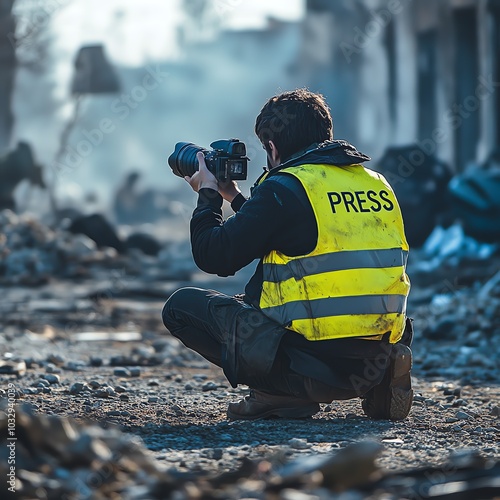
299, 0, 500, 171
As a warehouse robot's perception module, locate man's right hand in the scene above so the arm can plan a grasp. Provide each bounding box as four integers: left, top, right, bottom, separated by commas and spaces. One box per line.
218, 180, 242, 203
184, 152, 218, 193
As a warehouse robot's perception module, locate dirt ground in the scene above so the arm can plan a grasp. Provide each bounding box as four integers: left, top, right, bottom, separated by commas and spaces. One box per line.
1, 255, 499, 482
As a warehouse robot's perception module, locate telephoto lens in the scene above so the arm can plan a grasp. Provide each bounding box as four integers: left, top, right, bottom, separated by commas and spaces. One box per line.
168, 142, 208, 178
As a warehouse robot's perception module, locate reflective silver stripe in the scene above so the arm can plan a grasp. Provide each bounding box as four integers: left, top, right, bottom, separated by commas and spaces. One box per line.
263, 249, 408, 283
261, 294, 407, 323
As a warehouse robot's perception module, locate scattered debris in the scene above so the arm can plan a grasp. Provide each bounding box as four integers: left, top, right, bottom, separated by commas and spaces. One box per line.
449, 154, 500, 243
0, 209, 195, 285
1, 405, 498, 499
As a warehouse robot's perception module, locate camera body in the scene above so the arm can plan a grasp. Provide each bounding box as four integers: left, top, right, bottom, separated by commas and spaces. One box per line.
168, 139, 248, 182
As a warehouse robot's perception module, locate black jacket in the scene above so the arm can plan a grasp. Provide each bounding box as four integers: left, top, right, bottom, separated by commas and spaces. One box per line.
190, 140, 390, 388
190, 140, 371, 303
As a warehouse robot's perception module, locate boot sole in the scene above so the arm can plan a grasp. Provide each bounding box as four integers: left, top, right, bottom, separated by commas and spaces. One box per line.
388, 345, 413, 420
227, 404, 319, 421
362, 344, 413, 421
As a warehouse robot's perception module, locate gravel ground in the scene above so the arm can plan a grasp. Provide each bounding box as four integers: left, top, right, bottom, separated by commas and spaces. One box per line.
1, 262, 499, 483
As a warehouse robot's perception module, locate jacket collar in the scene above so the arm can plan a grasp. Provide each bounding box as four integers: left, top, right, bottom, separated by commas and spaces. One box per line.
252, 140, 371, 191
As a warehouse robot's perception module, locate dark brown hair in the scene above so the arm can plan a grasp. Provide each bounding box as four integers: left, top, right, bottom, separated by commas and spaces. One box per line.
254, 89, 333, 163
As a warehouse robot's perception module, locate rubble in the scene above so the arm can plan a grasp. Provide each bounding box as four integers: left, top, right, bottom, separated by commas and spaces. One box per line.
411, 266, 500, 383
0, 405, 499, 499
0, 209, 196, 286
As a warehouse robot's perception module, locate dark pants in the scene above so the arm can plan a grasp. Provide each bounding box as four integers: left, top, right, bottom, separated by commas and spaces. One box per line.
162, 287, 371, 403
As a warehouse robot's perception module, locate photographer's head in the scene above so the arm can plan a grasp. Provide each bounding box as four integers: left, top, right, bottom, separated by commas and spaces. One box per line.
255, 89, 333, 167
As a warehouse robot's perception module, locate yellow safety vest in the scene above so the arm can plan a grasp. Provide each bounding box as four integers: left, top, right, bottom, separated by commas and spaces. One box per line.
258, 163, 410, 343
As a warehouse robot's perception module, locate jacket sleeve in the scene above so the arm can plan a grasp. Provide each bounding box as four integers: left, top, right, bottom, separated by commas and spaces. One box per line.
230, 193, 247, 212
190, 185, 287, 277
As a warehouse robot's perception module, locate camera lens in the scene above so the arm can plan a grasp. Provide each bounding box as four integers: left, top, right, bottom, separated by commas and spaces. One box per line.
168, 142, 208, 178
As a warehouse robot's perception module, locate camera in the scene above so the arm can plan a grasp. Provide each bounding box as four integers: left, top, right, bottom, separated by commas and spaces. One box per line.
168, 139, 248, 182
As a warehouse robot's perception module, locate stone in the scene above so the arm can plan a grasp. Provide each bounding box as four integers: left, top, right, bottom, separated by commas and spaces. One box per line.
43, 374, 60, 384
456, 411, 472, 420
148, 396, 160, 403
289, 438, 311, 450
89, 357, 103, 367
64, 361, 85, 371
114, 385, 127, 393
94, 389, 110, 398
0, 360, 26, 376
114, 367, 131, 377
202, 381, 218, 392
69, 382, 88, 394
129, 367, 141, 377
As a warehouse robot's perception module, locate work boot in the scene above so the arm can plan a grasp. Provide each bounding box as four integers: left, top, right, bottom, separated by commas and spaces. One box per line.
361, 343, 413, 420
227, 390, 320, 420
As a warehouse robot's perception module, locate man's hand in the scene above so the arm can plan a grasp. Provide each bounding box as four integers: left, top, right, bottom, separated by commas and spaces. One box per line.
185, 152, 242, 202
218, 179, 242, 203
185, 152, 218, 193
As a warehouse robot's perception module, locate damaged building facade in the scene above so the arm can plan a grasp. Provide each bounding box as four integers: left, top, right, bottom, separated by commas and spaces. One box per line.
300, 0, 500, 171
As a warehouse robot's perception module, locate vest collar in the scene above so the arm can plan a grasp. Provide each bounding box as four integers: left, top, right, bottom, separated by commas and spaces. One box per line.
252, 140, 371, 193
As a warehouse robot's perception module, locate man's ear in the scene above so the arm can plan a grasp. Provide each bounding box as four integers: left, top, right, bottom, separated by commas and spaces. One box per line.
268, 140, 280, 164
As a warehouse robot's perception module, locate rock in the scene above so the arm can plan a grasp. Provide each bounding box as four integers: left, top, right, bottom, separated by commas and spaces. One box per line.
202, 381, 218, 392
114, 385, 127, 393
288, 438, 311, 450
114, 367, 131, 377
35, 378, 50, 387
443, 387, 461, 397
105, 386, 116, 396
64, 361, 85, 372
69, 382, 88, 394
211, 448, 224, 460
0, 360, 26, 376
88, 380, 100, 389
89, 357, 103, 367
456, 411, 472, 420
42, 374, 60, 384
94, 389, 110, 398
45, 364, 61, 374
148, 396, 160, 403
491, 406, 500, 417
184, 383, 194, 391
129, 367, 141, 377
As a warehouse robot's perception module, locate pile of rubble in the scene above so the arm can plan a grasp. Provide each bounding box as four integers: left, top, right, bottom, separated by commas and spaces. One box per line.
412, 270, 500, 383
0, 210, 195, 285
0, 210, 112, 285
1, 405, 499, 499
